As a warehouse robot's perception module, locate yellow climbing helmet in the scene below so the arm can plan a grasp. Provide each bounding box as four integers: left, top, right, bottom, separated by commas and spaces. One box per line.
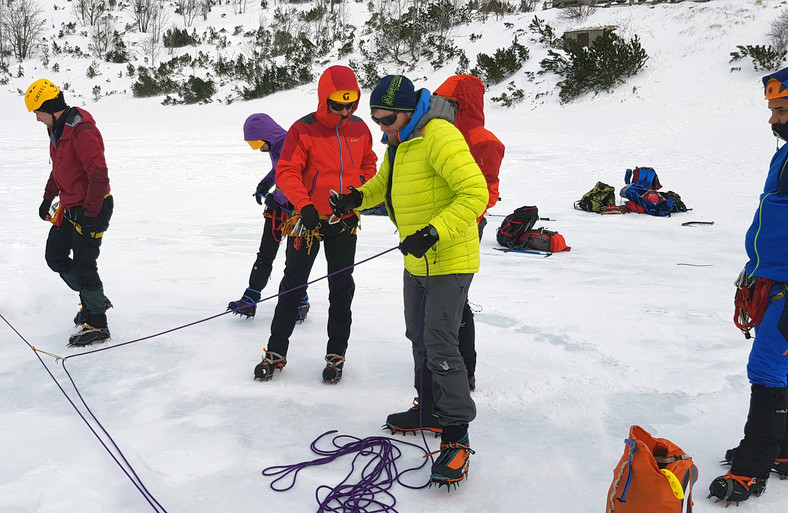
25, 78, 61, 112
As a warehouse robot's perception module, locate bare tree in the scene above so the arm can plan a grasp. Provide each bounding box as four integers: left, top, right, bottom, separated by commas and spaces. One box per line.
141, 5, 166, 65
0, 14, 10, 67
150, 6, 167, 43
231, 0, 248, 15
557, 4, 596, 23
199, 0, 211, 22
0, 0, 46, 60
71, 0, 106, 27
141, 32, 161, 67
131, 0, 161, 33
769, 9, 788, 52
89, 14, 114, 58
176, 0, 199, 27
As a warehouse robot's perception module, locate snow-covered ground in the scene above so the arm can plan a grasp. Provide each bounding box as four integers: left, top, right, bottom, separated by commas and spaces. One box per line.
3, 0, 788, 511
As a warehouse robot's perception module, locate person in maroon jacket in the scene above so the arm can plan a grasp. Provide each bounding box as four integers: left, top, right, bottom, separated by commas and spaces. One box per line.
253, 65, 377, 384
26, 79, 114, 347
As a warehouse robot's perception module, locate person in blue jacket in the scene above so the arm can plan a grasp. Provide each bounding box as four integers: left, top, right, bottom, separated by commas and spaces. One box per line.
709, 67, 788, 503
227, 113, 309, 321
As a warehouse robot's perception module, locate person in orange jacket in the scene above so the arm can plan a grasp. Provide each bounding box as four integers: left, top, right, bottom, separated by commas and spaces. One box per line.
253, 65, 377, 384
434, 74, 505, 391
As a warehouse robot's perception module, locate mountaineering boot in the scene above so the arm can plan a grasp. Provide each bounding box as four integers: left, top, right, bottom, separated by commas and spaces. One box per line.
430, 430, 474, 489
69, 324, 111, 347
709, 384, 788, 502
708, 472, 766, 502
297, 295, 310, 323
384, 397, 442, 435
322, 354, 344, 384
253, 350, 286, 381
74, 298, 113, 325
228, 288, 261, 318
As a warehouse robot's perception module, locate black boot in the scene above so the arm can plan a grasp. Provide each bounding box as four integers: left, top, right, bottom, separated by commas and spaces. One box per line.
228, 287, 261, 318
709, 384, 788, 501
384, 397, 442, 435
322, 353, 344, 384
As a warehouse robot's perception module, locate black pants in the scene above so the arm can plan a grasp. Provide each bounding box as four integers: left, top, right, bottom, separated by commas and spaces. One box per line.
45, 197, 113, 328
457, 217, 487, 380
266, 219, 357, 358
248, 207, 287, 291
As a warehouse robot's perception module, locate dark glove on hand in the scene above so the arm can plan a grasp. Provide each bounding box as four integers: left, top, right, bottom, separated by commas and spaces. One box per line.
80, 214, 98, 235
329, 186, 363, 217
299, 204, 320, 231
39, 198, 52, 221
264, 193, 280, 211
399, 225, 439, 258
254, 178, 274, 205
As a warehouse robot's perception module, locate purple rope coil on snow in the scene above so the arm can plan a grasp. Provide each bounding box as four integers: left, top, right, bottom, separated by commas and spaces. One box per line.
262, 430, 431, 512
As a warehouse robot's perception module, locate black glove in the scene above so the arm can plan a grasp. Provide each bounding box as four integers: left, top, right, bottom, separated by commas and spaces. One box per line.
80, 214, 98, 235
329, 186, 363, 217
264, 193, 280, 211
299, 204, 320, 231
399, 225, 439, 258
254, 178, 274, 205
39, 198, 52, 221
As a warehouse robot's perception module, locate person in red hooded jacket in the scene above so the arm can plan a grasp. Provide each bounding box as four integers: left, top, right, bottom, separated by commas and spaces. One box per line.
253, 65, 377, 384
434, 74, 505, 391
25, 78, 114, 347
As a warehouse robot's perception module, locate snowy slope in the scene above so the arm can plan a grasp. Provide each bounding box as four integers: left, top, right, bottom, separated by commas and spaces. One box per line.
2, 1, 788, 512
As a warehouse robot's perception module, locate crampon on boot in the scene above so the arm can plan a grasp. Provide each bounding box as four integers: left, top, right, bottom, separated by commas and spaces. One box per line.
383, 397, 442, 436
228, 288, 261, 318
322, 354, 344, 384
429, 433, 474, 490
253, 350, 286, 381
708, 471, 766, 503
69, 324, 111, 347
297, 295, 310, 323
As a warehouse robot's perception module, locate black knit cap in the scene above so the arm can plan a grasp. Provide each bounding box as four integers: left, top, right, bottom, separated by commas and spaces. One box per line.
38, 92, 68, 114
370, 75, 418, 112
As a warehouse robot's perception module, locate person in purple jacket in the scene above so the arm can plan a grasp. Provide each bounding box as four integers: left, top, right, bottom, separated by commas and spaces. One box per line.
227, 113, 309, 320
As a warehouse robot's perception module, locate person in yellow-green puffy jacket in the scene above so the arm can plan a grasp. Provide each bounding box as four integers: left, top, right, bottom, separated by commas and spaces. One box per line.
330, 75, 487, 488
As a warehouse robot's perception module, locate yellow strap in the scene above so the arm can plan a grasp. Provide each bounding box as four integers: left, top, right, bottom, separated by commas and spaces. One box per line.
68, 219, 104, 238
771, 283, 788, 302
31, 346, 63, 363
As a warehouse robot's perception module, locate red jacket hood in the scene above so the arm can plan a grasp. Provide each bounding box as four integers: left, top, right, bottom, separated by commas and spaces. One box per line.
315, 65, 362, 127
433, 74, 485, 136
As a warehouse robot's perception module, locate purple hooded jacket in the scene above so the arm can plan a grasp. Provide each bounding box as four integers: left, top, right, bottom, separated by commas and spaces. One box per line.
243, 113, 289, 205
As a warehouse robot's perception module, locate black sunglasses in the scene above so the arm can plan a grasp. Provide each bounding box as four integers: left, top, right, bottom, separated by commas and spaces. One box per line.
328, 99, 356, 112
371, 112, 399, 126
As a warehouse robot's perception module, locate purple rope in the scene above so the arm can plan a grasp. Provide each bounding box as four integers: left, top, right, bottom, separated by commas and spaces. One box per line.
0, 312, 167, 513
262, 430, 431, 513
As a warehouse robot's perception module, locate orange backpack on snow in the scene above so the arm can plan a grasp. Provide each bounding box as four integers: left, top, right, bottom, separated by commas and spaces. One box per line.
606, 425, 698, 513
